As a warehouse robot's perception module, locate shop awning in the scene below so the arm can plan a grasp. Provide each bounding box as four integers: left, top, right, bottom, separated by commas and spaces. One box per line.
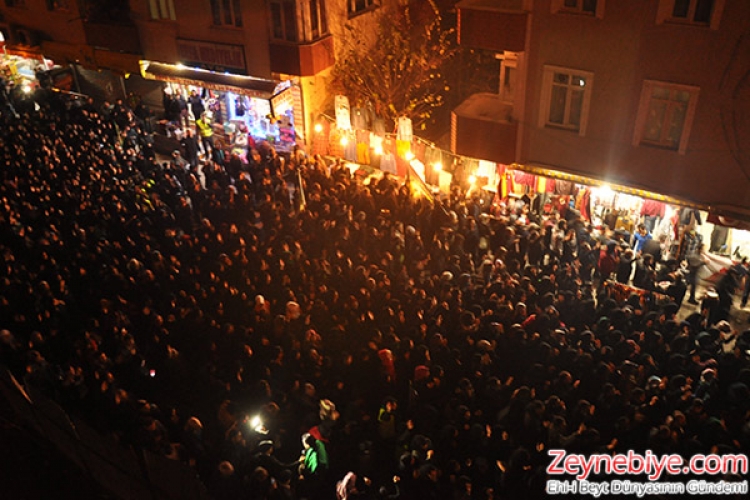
513, 162, 708, 211
140, 61, 278, 99
41, 41, 96, 68
707, 213, 750, 231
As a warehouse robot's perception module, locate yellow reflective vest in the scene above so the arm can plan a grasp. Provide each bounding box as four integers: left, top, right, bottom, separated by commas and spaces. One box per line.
196, 118, 213, 138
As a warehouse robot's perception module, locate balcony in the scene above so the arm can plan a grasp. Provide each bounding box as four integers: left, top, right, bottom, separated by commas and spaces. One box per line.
457, 0, 528, 52
269, 35, 334, 77
82, 22, 141, 54
451, 93, 517, 165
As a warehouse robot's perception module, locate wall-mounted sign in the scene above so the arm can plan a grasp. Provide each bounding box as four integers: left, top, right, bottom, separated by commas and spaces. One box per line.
176, 39, 246, 73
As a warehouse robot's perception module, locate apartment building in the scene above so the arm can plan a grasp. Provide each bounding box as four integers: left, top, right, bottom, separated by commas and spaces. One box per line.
452, 0, 750, 221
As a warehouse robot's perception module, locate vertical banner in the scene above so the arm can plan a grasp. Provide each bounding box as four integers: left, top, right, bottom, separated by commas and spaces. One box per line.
335, 95, 351, 130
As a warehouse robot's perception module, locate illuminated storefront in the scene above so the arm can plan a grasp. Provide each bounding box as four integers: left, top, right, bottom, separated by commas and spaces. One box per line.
140, 60, 302, 153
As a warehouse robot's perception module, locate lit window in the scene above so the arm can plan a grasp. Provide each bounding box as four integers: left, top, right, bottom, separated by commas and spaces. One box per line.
551, 0, 604, 18
633, 80, 699, 154
656, 0, 724, 29
348, 0, 377, 17
211, 0, 242, 27
539, 65, 594, 135
149, 0, 176, 20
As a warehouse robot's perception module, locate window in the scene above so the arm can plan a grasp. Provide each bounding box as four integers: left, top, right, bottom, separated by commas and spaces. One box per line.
656, 0, 724, 29
270, 0, 298, 42
633, 80, 699, 154
270, 0, 327, 43
149, 0, 176, 20
539, 65, 594, 135
551, 0, 604, 18
348, 0, 377, 17
211, 0, 242, 27
46, 0, 69, 10
672, 0, 712, 23
309, 0, 327, 40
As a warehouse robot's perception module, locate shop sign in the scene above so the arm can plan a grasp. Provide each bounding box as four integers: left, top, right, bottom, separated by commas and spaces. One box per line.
176, 39, 246, 73
153, 75, 269, 98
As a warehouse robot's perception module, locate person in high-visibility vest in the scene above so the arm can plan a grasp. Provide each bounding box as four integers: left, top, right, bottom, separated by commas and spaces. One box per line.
195, 113, 214, 156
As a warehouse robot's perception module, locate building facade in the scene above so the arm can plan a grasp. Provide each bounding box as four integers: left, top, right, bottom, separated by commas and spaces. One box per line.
453, 0, 750, 220
0, 0, 388, 147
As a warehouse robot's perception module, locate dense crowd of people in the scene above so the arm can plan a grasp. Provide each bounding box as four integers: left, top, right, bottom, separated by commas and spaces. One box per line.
1, 87, 750, 500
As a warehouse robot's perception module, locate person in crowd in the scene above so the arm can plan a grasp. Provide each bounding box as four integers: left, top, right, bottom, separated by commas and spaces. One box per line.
196, 112, 214, 156
189, 90, 205, 123
678, 229, 705, 305
632, 223, 652, 254
598, 240, 620, 283
730, 258, 750, 309
180, 129, 200, 169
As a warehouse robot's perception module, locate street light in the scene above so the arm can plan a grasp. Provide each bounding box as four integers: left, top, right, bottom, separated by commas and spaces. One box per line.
468, 175, 477, 185
405, 151, 414, 161
340, 135, 349, 147
314, 122, 323, 133
433, 162, 442, 172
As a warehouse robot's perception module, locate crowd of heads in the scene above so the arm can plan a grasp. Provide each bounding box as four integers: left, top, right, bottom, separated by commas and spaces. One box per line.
1, 88, 750, 500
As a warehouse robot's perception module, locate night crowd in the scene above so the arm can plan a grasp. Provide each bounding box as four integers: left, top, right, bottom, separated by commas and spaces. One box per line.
1, 87, 750, 500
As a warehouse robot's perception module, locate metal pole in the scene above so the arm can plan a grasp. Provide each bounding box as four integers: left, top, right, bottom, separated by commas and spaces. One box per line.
119, 74, 127, 100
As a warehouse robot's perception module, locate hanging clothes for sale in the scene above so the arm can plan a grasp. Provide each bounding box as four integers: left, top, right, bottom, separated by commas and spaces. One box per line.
380, 153, 397, 175
679, 207, 702, 227
352, 107, 368, 130
576, 187, 592, 222
412, 141, 426, 163
498, 168, 516, 200
397, 116, 413, 142
356, 129, 370, 165
372, 117, 386, 136
542, 177, 556, 193
514, 171, 536, 187
396, 139, 411, 159
555, 179, 575, 196
344, 135, 357, 162
329, 128, 344, 158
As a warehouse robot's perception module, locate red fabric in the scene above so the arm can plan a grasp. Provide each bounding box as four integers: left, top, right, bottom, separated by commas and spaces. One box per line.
640, 200, 666, 218
514, 171, 536, 187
